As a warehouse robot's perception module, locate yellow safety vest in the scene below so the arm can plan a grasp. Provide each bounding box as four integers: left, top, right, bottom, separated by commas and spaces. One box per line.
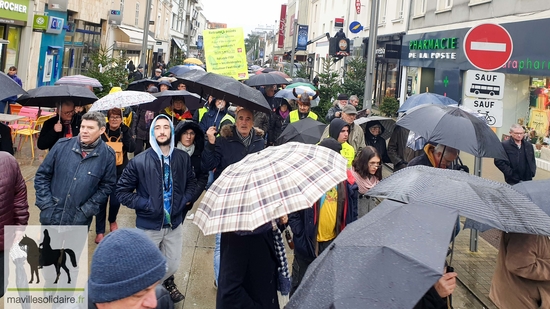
216, 113, 235, 137
340, 142, 355, 168
289, 110, 318, 123
198, 107, 208, 122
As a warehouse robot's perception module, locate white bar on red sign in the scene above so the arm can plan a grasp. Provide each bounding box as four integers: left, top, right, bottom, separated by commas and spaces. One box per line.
470, 42, 507, 52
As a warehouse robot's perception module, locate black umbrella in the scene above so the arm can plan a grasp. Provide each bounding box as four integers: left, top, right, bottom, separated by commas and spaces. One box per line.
291, 77, 311, 84
286, 200, 458, 309
276, 118, 327, 145
355, 116, 396, 140
396, 104, 508, 160
0, 71, 26, 101
244, 73, 290, 87
17, 85, 97, 108
139, 90, 204, 111
126, 79, 159, 91
367, 166, 550, 236
182, 72, 271, 113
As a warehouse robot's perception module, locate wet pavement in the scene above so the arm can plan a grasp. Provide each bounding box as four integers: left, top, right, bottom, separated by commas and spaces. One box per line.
3, 144, 549, 308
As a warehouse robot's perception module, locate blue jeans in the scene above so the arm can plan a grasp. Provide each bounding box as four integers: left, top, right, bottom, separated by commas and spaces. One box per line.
205, 171, 214, 190
214, 233, 220, 285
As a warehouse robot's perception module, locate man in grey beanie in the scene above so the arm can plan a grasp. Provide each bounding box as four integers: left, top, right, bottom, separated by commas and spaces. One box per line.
88, 228, 173, 309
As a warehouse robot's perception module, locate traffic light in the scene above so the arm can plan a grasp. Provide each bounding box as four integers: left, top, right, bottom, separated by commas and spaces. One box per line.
329, 37, 350, 57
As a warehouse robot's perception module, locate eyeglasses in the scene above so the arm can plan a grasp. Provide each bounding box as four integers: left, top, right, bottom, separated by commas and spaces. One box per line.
109, 116, 122, 120
61, 110, 75, 116
182, 131, 196, 136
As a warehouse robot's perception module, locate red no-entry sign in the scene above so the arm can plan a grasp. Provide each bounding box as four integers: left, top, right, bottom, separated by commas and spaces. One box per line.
463, 23, 513, 71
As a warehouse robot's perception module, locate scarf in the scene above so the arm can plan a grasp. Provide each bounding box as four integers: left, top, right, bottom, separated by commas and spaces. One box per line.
80, 136, 101, 157
351, 168, 379, 195
279, 109, 290, 120
176, 142, 195, 156
165, 107, 192, 121
62, 118, 73, 138
272, 224, 291, 296
236, 127, 254, 148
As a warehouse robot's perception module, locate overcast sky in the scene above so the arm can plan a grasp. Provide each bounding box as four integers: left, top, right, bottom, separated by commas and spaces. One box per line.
201, 0, 287, 35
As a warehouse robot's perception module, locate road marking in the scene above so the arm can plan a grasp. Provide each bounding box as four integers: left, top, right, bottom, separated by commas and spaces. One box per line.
470, 42, 507, 52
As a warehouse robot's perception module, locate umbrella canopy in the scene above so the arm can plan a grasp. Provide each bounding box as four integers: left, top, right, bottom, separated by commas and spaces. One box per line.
355, 116, 396, 140
287, 200, 458, 309
54, 75, 102, 88
398, 92, 458, 113
286, 82, 317, 91
255, 68, 275, 74
127, 79, 159, 91
268, 71, 290, 79
17, 85, 98, 108
0, 71, 26, 101
139, 90, 204, 111
367, 165, 550, 236
291, 78, 312, 84
184, 58, 204, 66
249, 65, 262, 72
183, 72, 271, 113
276, 118, 327, 145
274, 87, 320, 107
193, 142, 348, 235
513, 179, 550, 215
168, 65, 205, 76
88, 91, 156, 112
396, 104, 508, 160
244, 73, 290, 87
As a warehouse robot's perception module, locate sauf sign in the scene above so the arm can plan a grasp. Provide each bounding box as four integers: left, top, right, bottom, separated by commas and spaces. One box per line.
462, 70, 505, 128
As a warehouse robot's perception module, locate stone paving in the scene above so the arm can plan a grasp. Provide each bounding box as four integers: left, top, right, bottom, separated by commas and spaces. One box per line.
3, 144, 549, 308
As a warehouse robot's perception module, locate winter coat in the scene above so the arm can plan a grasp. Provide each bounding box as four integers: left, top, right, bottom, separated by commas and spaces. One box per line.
201, 124, 265, 180
268, 104, 291, 145
288, 170, 358, 261
387, 125, 423, 171
117, 115, 197, 231
174, 120, 209, 206
0, 152, 29, 250
321, 121, 366, 153
489, 232, 550, 309
37, 114, 82, 150
199, 100, 231, 133
253, 110, 270, 136
217, 227, 279, 309
494, 138, 536, 185
101, 124, 136, 176
4, 74, 22, 103
364, 120, 391, 163
325, 103, 342, 122
0, 123, 13, 155
134, 106, 157, 140
34, 137, 117, 226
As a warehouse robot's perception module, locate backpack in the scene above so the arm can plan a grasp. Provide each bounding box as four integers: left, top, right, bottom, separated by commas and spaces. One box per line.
104, 132, 123, 166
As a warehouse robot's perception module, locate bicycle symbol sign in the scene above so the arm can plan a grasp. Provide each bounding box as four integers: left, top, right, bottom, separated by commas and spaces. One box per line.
462, 97, 503, 128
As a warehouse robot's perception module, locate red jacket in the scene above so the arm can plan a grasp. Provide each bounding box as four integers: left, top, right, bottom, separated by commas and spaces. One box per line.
0, 152, 29, 250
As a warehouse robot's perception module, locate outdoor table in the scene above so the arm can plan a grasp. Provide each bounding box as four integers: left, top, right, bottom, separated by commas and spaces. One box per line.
0, 114, 25, 123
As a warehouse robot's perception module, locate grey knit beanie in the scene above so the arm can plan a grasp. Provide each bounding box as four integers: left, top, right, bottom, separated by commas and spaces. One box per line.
88, 229, 166, 304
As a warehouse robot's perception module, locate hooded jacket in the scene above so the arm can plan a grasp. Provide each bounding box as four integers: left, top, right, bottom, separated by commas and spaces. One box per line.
174, 120, 209, 206
199, 99, 230, 133
364, 120, 391, 163
288, 169, 358, 261
328, 118, 355, 168
117, 114, 197, 230
0, 152, 28, 250
268, 102, 292, 145
321, 120, 366, 153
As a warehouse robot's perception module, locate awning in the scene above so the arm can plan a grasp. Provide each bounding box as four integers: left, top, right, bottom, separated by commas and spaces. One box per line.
172, 38, 187, 52
117, 25, 155, 48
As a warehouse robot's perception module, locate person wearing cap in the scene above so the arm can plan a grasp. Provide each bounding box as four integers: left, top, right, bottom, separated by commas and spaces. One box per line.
132, 65, 144, 81
364, 120, 391, 163
281, 90, 319, 132
87, 228, 173, 309
288, 137, 358, 296
158, 80, 171, 92
325, 93, 349, 122
152, 68, 163, 80
320, 105, 365, 154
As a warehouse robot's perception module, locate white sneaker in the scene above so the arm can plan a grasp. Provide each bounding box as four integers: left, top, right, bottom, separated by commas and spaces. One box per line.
186, 213, 195, 220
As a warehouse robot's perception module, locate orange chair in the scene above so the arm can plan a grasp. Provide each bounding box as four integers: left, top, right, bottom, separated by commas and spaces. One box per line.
14, 114, 52, 158
9, 104, 22, 115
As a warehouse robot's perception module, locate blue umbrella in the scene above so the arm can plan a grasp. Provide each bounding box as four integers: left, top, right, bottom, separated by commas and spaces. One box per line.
398, 93, 458, 113
274, 87, 320, 107
168, 65, 205, 76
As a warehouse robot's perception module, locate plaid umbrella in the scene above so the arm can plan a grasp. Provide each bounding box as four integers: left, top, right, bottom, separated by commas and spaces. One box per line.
88, 90, 156, 111
54, 75, 102, 88
193, 142, 349, 235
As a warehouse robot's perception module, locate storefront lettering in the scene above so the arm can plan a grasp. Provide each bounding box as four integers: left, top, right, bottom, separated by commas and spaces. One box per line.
408, 52, 456, 60
409, 37, 458, 50
0, 0, 26, 13
502, 58, 550, 72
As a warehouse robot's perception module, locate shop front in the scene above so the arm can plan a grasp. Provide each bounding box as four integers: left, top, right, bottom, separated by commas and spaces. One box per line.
400, 18, 550, 170
0, 0, 29, 73
62, 18, 102, 76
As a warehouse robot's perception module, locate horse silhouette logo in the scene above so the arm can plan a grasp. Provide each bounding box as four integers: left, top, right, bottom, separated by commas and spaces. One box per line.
18, 229, 78, 284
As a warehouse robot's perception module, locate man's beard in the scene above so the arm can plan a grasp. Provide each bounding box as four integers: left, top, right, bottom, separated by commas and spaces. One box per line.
157, 136, 172, 146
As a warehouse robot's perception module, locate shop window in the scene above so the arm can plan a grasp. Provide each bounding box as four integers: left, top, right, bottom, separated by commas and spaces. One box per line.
436, 0, 453, 11
395, 0, 405, 20
414, 0, 427, 17
379, 0, 387, 24
528, 77, 550, 147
